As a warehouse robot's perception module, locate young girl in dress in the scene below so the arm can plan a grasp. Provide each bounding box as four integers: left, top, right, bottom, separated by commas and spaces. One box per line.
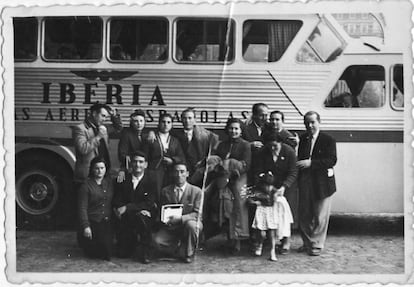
249, 171, 293, 261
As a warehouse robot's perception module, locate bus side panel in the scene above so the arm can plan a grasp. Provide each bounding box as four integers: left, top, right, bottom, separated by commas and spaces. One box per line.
332, 142, 403, 213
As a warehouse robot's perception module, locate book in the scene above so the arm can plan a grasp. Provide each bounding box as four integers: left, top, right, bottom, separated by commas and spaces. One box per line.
161, 204, 183, 224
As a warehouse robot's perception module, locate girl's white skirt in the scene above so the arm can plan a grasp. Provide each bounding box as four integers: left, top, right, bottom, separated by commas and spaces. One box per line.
251, 196, 294, 239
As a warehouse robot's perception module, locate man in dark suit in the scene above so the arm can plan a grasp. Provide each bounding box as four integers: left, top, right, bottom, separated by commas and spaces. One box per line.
297, 111, 337, 256
153, 162, 203, 263
113, 151, 157, 263
117, 109, 150, 182
173, 108, 219, 186
242, 103, 268, 151
241, 103, 268, 244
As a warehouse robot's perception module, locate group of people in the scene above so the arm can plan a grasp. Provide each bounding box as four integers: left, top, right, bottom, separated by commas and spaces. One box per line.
72, 102, 337, 264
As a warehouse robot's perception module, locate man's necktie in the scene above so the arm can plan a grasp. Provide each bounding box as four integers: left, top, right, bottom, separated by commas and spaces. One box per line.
186, 131, 192, 143
305, 136, 312, 159
310, 136, 316, 156
257, 127, 262, 137
174, 187, 182, 202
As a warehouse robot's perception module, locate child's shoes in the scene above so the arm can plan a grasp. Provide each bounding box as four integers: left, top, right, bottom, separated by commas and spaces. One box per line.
254, 244, 263, 256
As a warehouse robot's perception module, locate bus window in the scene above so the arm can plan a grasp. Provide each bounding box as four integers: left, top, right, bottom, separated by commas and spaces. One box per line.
176, 18, 234, 62
109, 18, 168, 62
14, 17, 37, 61
324, 65, 385, 108
43, 17, 102, 61
242, 20, 302, 62
297, 19, 345, 63
391, 64, 403, 109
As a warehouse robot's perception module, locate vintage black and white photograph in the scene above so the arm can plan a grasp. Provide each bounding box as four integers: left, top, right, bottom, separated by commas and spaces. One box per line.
2, 0, 413, 285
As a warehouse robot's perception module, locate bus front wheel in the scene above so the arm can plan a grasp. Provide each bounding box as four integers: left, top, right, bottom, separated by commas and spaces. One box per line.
16, 170, 59, 217
16, 153, 74, 230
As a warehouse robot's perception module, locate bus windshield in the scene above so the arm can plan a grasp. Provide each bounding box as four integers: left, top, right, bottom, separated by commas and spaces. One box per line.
297, 18, 345, 63
332, 13, 385, 44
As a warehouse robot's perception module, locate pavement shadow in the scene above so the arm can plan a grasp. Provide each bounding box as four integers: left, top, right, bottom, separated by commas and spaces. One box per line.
327, 214, 403, 236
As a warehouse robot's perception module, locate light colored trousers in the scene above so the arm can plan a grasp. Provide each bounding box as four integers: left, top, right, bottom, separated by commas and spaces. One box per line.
153, 220, 203, 257
298, 173, 332, 249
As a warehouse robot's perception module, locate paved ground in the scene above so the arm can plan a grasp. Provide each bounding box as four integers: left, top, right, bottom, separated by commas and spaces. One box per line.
15, 215, 404, 274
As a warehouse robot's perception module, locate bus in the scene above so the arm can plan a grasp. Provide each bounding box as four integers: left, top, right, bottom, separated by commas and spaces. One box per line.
11, 1, 408, 228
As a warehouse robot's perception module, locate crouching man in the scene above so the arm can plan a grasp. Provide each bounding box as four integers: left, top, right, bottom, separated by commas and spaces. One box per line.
153, 162, 203, 263
113, 151, 157, 263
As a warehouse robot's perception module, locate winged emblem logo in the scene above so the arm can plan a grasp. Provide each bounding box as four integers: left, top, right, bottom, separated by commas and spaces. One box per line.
70, 70, 138, 81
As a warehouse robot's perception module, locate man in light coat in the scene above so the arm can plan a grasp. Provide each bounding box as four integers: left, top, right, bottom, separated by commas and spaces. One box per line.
72, 103, 122, 185
153, 162, 203, 263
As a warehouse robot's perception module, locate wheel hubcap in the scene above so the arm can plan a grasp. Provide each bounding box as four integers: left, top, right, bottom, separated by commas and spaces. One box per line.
29, 182, 48, 202
16, 170, 59, 215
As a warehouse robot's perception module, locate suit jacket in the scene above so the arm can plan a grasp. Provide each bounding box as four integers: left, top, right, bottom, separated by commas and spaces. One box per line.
118, 127, 149, 169
160, 183, 202, 223
173, 126, 219, 173
297, 131, 337, 199
147, 133, 185, 170
215, 137, 251, 174
253, 143, 298, 190
73, 121, 109, 182
241, 121, 262, 143
241, 121, 264, 184
113, 171, 157, 214
73, 115, 122, 182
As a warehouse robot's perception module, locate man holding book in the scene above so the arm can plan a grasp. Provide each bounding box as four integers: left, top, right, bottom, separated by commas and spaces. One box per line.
153, 162, 203, 263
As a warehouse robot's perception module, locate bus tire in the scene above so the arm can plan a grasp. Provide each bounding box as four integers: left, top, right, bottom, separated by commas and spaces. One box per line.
15, 152, 74, 230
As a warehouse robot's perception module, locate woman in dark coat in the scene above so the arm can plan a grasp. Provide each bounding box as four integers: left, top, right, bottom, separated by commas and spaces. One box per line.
252, 132, 298, 254
258, 110, 300, 234
77, 156, 114, 260
214, 118, 252, 252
